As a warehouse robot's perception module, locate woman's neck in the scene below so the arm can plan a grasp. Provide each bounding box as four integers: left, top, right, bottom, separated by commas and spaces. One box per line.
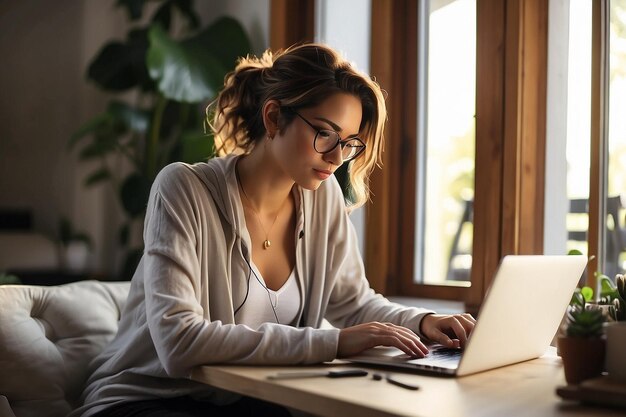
235, 145, 294, 215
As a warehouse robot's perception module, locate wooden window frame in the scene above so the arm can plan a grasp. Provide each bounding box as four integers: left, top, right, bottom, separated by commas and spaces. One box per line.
367, 0, 549, 310
270, 0, 316, 50
587, 0, 610, 291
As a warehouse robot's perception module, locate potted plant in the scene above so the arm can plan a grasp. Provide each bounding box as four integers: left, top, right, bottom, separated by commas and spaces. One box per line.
557, 290, 607, 385
69, 1, 251, 279
0, 273, 20, 285
600, 274, 626, 382
58, 217, 93, 273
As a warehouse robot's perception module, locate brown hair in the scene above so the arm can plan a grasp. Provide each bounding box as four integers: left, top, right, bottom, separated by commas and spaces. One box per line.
208, 43, 387, 209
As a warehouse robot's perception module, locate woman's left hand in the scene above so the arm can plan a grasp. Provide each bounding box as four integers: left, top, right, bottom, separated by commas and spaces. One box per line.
419, 313, 476, 349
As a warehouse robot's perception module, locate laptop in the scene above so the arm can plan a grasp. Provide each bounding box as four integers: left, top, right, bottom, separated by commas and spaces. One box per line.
347, 255, 587, 377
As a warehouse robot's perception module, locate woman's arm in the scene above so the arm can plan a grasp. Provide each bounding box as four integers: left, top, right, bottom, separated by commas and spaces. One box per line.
322, 178, 475, 356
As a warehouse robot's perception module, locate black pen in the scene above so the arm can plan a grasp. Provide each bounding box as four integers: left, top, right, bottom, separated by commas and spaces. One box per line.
386, 375, 420, 390
373, 373, 420, 390
267, 369, 368, 380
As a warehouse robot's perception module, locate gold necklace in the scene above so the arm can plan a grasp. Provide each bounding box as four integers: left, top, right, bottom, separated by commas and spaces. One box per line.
235, 162, 288, 250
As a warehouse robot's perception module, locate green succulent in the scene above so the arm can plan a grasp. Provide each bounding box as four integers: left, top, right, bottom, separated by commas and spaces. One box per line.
600, 274, 626, 321
611, 274, 626, 321
565, 305, 605, 338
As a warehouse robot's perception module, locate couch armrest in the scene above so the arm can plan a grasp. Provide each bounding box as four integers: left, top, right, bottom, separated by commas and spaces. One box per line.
0, 395, 17, 417
0, 281, 130, 417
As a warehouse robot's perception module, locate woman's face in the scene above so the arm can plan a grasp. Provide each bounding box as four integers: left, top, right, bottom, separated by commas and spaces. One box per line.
271, 93, 363, 190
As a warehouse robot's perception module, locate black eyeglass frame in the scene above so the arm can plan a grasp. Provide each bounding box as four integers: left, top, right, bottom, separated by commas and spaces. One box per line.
288, 109, 366, 162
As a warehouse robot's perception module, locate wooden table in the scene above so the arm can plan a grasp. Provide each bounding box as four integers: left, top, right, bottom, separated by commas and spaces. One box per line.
190, 349, 621, 417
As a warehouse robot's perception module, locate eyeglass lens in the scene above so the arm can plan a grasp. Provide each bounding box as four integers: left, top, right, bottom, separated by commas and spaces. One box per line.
315, 130, 363, 160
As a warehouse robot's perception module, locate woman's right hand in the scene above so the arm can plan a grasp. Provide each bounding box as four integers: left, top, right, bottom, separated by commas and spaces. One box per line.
336, 322, 429, 358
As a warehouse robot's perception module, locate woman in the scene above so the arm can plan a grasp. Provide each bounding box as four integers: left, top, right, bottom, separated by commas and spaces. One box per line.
74, 43, 475, 417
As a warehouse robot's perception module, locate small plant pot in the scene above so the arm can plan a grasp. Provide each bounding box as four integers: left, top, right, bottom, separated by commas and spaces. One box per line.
557, 336, 606, 385
59, 241, 90, 273
605, 321, 626, 383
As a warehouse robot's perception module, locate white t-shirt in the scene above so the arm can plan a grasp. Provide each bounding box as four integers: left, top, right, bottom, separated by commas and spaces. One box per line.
236, 262, 301, 328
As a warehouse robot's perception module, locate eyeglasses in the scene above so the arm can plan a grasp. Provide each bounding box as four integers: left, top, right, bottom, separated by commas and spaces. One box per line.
290, 110, 366, 162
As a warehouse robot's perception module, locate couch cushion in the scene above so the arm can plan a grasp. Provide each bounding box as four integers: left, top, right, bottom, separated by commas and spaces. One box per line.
0, 281, 130, 417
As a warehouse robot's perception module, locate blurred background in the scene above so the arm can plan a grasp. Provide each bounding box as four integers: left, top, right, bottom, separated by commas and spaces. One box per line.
1, 1, 626, 305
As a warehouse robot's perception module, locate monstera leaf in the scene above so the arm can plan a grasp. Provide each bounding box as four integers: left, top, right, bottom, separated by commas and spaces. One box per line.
88, 29, 154, 92
146, 17, 250, 103
152, 0, 200, 31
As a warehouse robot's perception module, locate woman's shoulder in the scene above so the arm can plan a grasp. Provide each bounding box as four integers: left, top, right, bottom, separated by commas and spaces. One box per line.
153, 162, 202, 192
154, 156, 234, 191
157, 161, 194, 177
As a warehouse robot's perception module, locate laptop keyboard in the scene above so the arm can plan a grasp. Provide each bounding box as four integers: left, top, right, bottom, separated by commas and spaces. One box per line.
430, 347, 462, 358
394, 347, 462, 367
428, 348, 462, 363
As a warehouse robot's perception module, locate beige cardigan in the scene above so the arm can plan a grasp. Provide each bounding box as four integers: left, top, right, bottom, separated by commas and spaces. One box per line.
74, 154, 433, 416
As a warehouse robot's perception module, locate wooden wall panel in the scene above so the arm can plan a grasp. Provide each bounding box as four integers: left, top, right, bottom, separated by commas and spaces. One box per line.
588, 0, 610, 291
501, 0, 548, 258
472, 0, 548, 308
469, 0, 507, 308
270, 0, 315, 50
367, 0, 409, 294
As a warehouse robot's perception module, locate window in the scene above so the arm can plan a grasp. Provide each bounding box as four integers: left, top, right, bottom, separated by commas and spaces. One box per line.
565, 0, 592, 260
368, 0, 548, 309
554, 0, 626, 288
415, 0, 476, 287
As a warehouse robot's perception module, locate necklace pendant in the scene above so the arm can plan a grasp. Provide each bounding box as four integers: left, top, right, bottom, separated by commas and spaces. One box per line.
263, 240, 271, 250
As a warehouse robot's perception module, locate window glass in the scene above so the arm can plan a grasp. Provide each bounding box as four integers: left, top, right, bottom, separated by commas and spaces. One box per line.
415, 0, 476, 286
566, 0, 592, 258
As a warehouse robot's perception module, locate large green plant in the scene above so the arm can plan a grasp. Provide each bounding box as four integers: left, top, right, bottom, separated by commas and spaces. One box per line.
69, 1, 251, 279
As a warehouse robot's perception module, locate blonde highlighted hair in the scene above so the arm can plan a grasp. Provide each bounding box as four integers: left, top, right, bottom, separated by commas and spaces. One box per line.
207, 43, 387, 209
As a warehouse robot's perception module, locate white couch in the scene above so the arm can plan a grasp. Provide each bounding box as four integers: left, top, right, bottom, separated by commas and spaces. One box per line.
0, 281, 130, 417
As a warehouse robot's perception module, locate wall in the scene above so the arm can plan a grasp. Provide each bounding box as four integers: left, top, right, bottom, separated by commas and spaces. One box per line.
0, 2, 88, 235
0, 1, 270, 276
0, 1, 125, 274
